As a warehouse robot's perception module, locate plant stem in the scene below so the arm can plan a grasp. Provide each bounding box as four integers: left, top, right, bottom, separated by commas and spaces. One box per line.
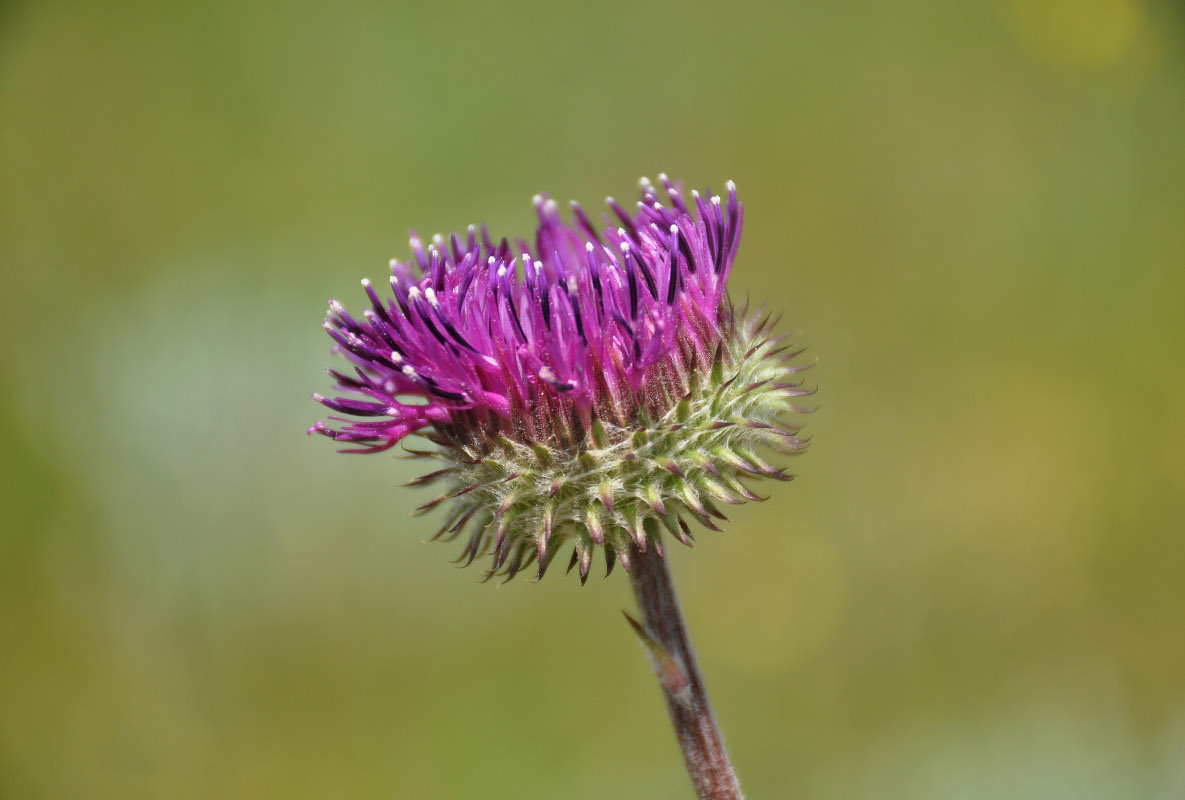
628, 545, 744, 800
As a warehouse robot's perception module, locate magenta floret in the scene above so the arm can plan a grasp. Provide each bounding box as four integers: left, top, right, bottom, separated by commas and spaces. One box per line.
310, 176, 743, 452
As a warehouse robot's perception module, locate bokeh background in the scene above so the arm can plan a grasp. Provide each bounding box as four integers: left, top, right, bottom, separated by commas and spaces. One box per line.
2, 0, 1184, 797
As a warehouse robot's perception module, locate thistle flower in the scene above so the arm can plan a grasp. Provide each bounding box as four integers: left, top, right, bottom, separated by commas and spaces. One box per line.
309, 175, 813, 584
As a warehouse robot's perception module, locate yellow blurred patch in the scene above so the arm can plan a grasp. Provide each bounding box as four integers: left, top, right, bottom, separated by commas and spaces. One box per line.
1004, 0, 1141, 70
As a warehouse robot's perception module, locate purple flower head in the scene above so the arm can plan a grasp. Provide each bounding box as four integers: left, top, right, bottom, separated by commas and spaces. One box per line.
309, 175, 742, 452
309, 176, 812, 582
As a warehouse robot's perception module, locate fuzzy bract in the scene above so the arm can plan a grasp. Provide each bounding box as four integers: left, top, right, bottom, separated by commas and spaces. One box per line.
310, 175, 813, 581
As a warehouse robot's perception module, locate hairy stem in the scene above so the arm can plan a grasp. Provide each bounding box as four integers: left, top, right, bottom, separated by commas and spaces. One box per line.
628, 546, 744, 800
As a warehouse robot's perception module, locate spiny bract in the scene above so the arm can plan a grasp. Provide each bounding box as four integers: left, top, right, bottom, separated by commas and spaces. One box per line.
309, 175, 814, 582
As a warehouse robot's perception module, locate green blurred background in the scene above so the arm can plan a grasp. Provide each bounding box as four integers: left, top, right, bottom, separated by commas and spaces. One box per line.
2, 0, 1183, 797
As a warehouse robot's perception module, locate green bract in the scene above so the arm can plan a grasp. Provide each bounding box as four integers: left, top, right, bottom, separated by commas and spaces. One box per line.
410, 308, 813, 583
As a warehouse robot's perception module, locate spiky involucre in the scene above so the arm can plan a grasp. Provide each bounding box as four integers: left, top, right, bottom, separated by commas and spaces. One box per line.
309, 175, 814, 582
418, 309, 812, 583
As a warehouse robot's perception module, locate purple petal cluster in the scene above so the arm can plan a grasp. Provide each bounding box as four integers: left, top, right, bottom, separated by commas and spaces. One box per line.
309, 176, 743, 452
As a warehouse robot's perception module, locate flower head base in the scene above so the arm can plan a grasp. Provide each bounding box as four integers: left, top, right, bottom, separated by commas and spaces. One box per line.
310, 176, 814, 582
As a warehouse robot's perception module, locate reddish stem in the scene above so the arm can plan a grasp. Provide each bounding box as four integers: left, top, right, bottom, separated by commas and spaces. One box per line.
628, 546, 744, 800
